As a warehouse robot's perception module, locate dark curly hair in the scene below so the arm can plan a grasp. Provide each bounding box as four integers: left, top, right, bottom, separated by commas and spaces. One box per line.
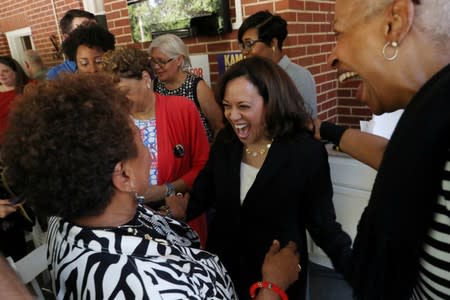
238, 11, 288, 50
215, 56, 310, 139
102, 47, 154, 80
0, 56, 30, 93
59, 9, 96, 35
1, 73, 136, 220
62, 23, 115, 61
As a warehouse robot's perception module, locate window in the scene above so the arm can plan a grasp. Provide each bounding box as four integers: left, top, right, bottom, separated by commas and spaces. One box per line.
127, 0, 231, 42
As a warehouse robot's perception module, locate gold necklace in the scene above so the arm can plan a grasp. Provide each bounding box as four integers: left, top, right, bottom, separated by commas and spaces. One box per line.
244, 140, 273, 157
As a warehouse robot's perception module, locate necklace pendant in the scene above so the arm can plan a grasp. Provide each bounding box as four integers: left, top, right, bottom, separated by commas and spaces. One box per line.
245, 140, 272, 158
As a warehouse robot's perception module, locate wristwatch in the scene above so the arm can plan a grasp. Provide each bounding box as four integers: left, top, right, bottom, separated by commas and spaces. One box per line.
164, 182, 175, 197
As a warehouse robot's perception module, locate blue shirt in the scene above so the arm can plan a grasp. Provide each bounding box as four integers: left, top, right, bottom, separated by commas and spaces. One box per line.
46, 60, 77, 79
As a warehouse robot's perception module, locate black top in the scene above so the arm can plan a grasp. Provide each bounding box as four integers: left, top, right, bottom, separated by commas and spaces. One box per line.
188, 128, 352, 300
348, 64, 450, 300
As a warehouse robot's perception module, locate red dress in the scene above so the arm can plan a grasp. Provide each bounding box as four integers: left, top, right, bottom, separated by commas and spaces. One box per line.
0, 80, 36, 141
0, 89, 17, 142
0, 88, 29, 260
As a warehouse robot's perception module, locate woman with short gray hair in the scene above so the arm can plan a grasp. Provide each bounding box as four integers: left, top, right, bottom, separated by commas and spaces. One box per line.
149, 34, 223, 142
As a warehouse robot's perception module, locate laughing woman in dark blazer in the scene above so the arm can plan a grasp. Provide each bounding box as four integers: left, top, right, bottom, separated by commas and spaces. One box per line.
185, 56, 352, 300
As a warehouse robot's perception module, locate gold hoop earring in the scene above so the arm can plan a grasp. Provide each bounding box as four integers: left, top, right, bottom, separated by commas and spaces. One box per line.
382, 41, 399, 61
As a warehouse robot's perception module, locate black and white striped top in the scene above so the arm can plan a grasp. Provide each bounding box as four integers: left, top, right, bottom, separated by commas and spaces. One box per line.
411, 149, 450, 299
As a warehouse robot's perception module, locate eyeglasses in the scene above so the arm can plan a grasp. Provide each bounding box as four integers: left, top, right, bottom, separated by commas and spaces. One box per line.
239, 39, 264, 52
149, 57, 175, 67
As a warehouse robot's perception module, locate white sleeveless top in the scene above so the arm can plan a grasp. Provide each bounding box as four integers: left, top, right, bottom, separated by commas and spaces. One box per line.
240, 162, 260, 205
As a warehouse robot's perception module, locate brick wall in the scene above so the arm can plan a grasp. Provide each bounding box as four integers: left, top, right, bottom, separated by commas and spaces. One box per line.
0, 0, 371, 127
337, 80, 372, 125
0, 0, 84, 66
103, 0, 133, 46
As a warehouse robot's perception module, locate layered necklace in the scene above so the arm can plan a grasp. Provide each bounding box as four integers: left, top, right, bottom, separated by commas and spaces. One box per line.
102, 206, 196, 247
244, 139, 273, 157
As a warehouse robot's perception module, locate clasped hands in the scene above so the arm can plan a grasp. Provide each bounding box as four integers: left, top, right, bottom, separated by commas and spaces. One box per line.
159, 193, 189, 220
143, 185, 189, 221
261, 240, 300, 291
143, 188, 301, 293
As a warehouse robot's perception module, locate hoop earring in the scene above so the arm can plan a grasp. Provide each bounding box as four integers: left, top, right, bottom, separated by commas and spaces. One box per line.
382, 41, 399, 61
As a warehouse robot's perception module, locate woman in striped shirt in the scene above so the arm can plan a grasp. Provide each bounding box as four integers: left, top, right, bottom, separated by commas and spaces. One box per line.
315, 0, 450, 298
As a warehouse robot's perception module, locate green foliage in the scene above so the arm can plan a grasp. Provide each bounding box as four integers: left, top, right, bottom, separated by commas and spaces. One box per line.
129, 0, 222, 42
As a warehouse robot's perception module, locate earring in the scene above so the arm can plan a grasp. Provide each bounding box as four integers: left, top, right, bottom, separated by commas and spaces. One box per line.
272, 46, 276, 52
146, 82, 152, 90
382, 41, 399, 61
135, 192, 145, 205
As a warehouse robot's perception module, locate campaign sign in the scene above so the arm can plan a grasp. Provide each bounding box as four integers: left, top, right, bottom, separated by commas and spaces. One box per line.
217, 51, 244, 76
189, 54, 211, 86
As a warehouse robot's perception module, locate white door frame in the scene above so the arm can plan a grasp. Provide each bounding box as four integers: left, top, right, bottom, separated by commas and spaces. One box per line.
82, 0, 105, 14
5, 27, 34, 67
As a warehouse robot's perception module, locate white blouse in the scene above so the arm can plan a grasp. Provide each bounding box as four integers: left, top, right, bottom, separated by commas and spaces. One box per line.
240, 162, 260, 205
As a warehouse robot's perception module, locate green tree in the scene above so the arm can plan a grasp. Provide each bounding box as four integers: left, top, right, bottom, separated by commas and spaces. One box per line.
128, 0, 221, 42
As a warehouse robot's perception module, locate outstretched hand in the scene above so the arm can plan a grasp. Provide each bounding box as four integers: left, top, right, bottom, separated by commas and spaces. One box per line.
261, 240, 300, 290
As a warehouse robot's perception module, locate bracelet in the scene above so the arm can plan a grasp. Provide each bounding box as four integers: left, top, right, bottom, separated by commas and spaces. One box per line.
164, 182, 175, 197
320, 121, 348, 147
249, 281, 288, 300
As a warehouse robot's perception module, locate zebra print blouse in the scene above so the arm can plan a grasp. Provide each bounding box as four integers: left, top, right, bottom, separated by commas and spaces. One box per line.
47, 204, 237, 299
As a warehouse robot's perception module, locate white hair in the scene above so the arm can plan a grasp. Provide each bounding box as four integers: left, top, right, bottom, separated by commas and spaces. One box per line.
414, 0, 450, 50
23, 50, 44, 66
361, 0, 450, 50
148, 34, 191, 70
